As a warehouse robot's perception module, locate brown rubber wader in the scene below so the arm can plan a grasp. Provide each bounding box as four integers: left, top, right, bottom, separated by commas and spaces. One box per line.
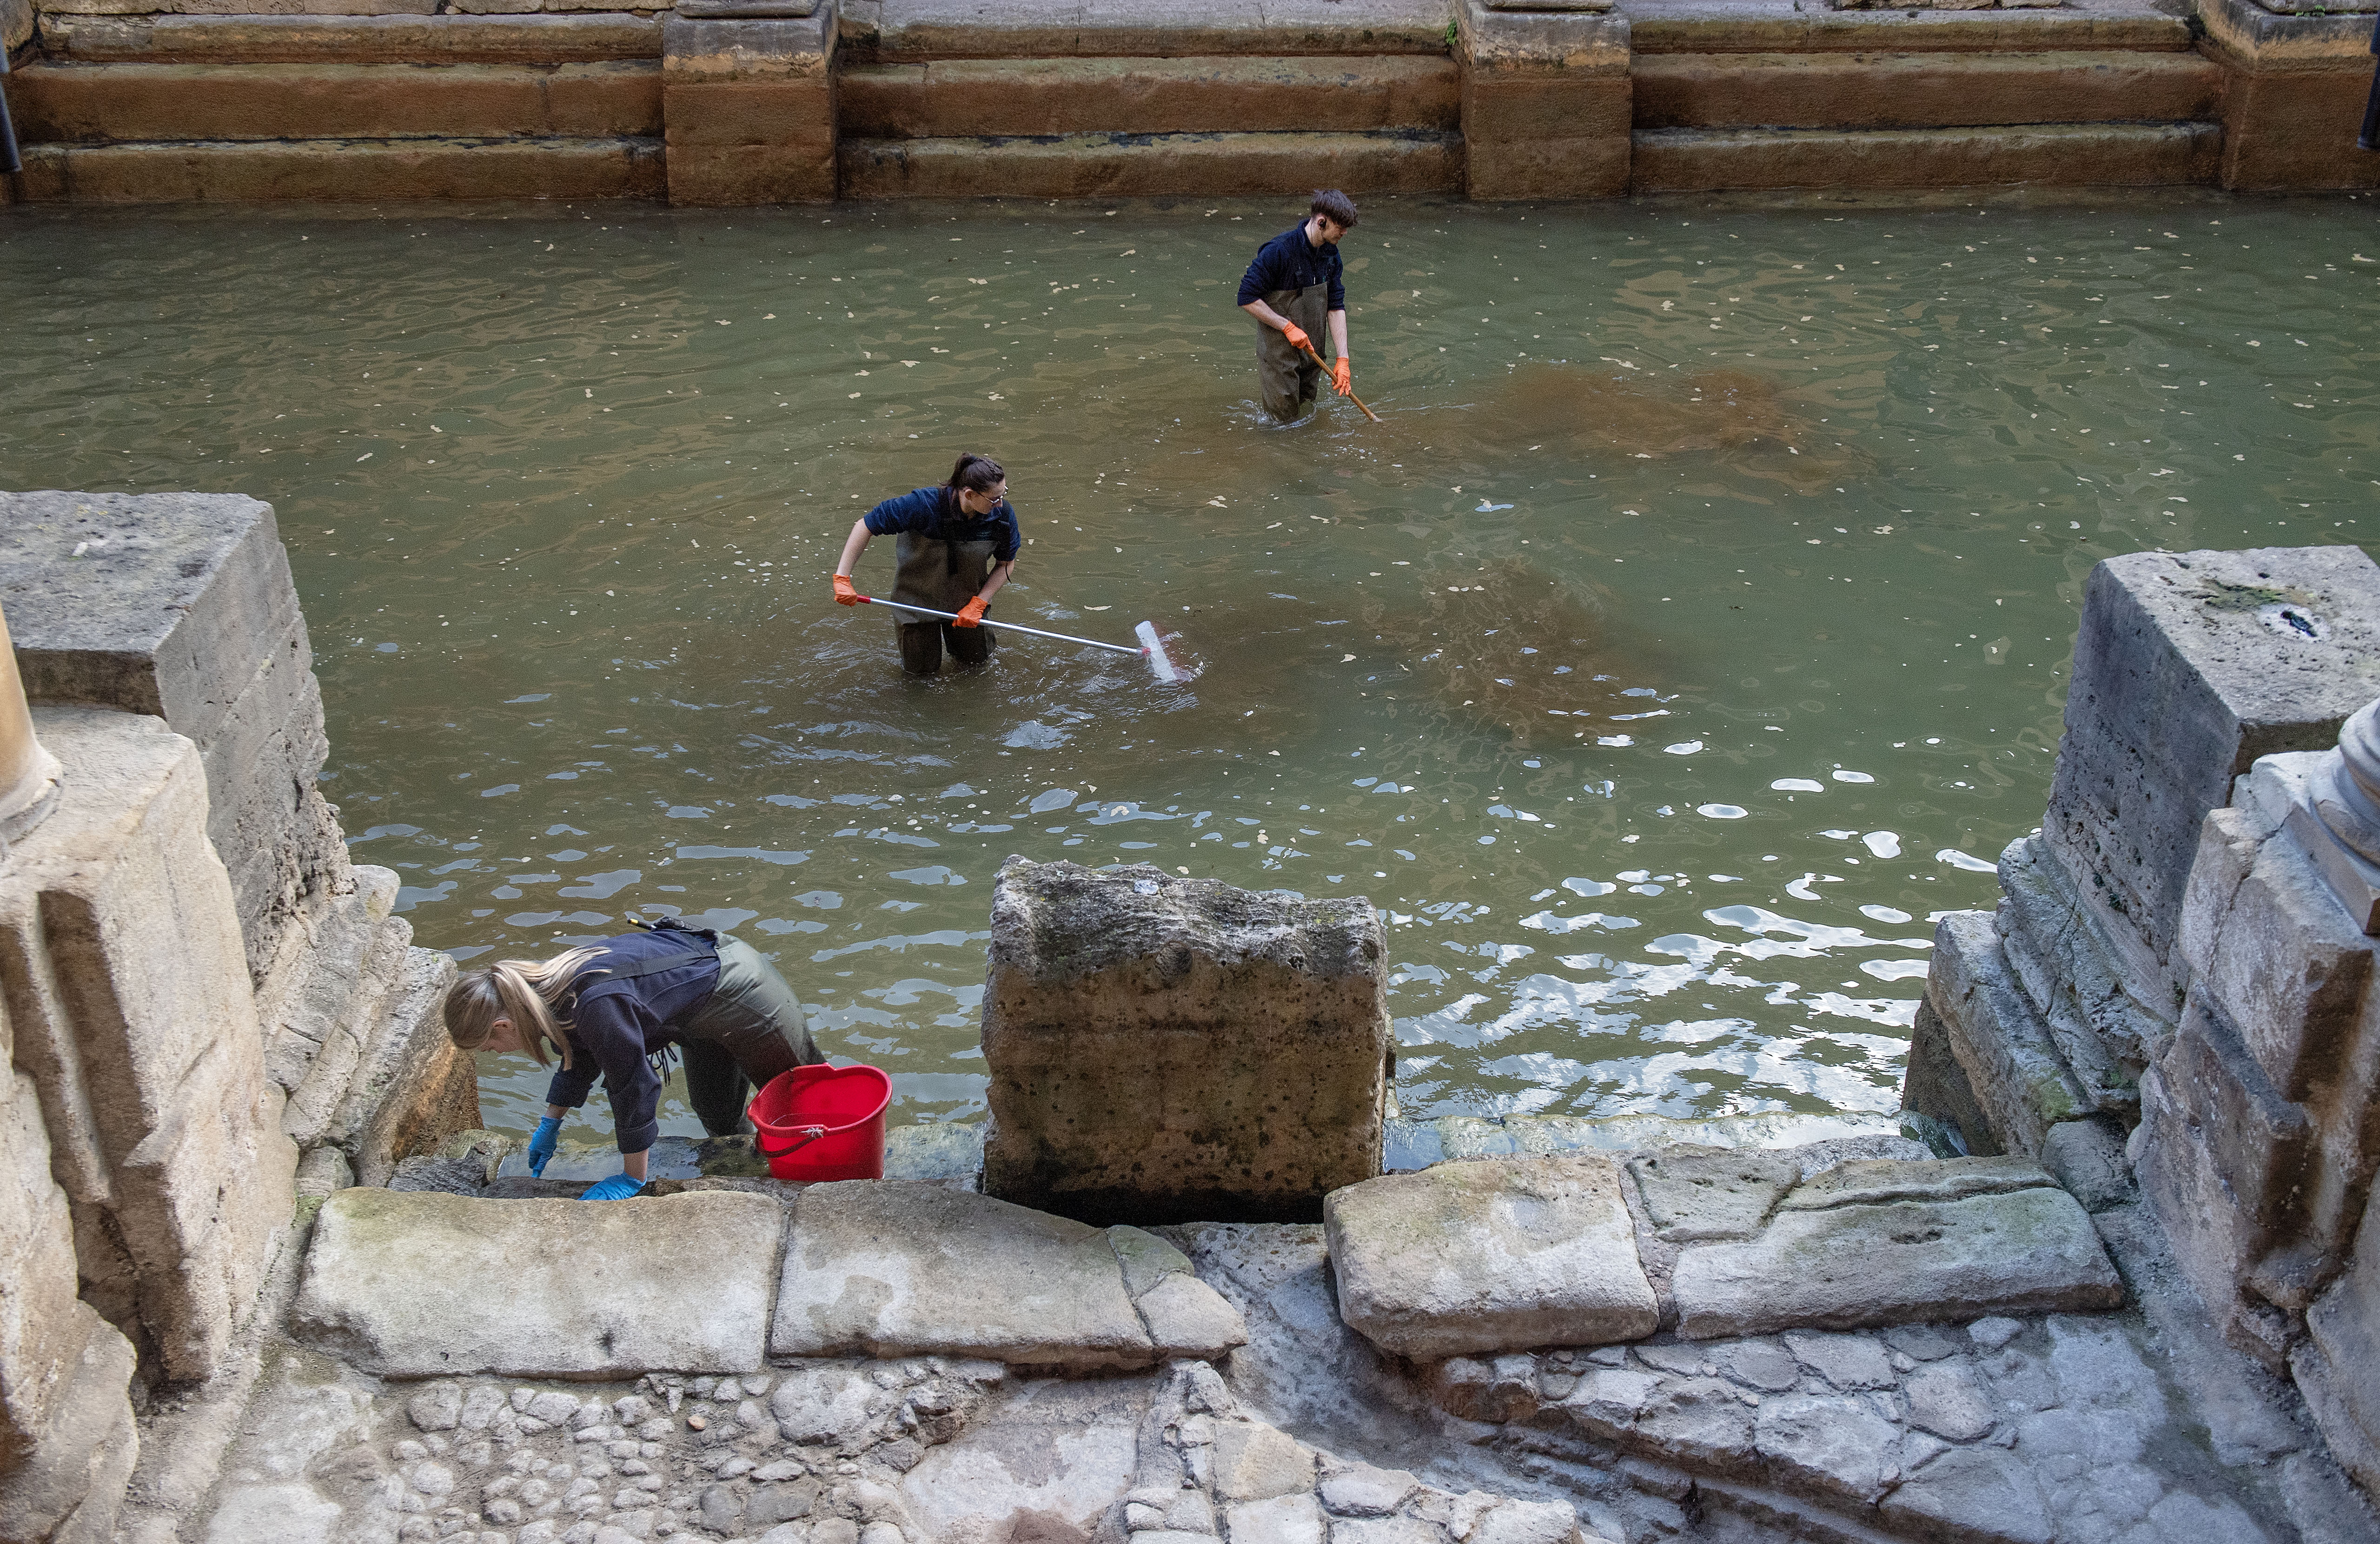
890, 519, 1000, 675
678, 933, 822, 1136
1254, 281, 1330, 422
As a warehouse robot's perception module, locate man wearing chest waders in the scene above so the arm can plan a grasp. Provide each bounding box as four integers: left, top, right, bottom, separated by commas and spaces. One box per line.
1238, 189, 1358, 422
832, 452, 1022, 675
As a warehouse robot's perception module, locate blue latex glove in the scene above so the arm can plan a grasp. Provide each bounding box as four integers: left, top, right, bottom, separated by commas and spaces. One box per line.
581, 1173, 645, 1201
526, 1117, 562, 1178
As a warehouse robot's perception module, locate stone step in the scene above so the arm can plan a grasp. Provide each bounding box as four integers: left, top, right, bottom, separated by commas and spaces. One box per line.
283, 912, 415, 1150
840, 56, 1459, 138
1628, 120, 2221, 192
842, 0, 1451, 60
1624, 0, 2197, 55
1631, 49, 2223, 130
39, 11, 664, 63
325, 942, 466, 1187
11, 136, 667, 200
839, 128, 1462, 198
11, 60, 661, 143
258, 865, 401, 1099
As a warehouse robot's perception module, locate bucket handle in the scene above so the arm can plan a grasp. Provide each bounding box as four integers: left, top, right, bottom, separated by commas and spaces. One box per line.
756, 1123, 831, 1160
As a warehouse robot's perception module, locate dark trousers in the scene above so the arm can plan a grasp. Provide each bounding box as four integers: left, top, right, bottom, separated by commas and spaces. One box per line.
899, 619, 996, 676
678, 935, 820, 1135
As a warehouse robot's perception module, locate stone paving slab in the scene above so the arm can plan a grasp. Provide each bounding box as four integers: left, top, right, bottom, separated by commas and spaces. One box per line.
1673, 1186, 2125, 1339
770, 1180, 1247, 1370
291, 1188, 784, 1377
1327, 1155, 1658, 1358
850, 0, 1452, 57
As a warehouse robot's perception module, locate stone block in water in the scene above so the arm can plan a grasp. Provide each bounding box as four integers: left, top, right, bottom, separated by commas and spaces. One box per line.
979, 859, 1391, 1225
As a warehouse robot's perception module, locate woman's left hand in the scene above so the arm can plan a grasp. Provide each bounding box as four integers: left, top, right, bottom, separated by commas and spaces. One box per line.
580, 1173, 646, 1200
954, 596, 988, 628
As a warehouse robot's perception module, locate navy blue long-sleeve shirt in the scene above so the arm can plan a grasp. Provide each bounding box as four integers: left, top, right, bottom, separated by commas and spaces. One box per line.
862, 486, 1021, 562
1236, 222, 1345, 313
544, 929, 721, 1154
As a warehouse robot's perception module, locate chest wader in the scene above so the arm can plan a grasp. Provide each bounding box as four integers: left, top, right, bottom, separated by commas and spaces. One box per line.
579, 932, 821, 1138
1255, 281, 1329, 422
891, 524, 999, 675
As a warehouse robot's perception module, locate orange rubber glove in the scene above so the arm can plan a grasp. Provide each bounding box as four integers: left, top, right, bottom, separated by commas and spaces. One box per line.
833, 573, 860, 606
954, 596, 988, 629
1332, 357, 1352, 396
1282, 323, 1312, 354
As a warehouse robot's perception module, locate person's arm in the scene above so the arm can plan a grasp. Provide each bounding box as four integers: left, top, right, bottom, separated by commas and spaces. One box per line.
954, 512, 1019, 627
1328, 308, 1350, 362
833, 519, 872, 599
1237, 245, 1310, 349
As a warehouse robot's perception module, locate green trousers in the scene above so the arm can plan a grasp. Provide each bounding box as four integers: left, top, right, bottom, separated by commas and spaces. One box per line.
678, 934, 820, 1136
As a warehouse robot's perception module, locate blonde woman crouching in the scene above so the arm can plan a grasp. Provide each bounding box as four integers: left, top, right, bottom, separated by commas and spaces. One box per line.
444, 916, 820, 1199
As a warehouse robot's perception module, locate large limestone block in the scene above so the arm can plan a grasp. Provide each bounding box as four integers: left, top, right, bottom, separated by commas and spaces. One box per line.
1325, 1154, 1658, 1358
2042, 545, 2380, 1008
2300, 1182, 2380, 1492
982, 860, 1391, 1225
1672, 1183, 2122, 1338
292, 1188, 783, 1376
0, 490, 351, 980
2, 707, 292, 1382
2180, 803, 2374, 1103
770, 1180, 1246, 1370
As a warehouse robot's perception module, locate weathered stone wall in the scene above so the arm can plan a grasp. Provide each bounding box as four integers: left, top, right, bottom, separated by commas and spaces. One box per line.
0, 491, 352, 989
1906, 542, 2380, 1511
981, 859, 1391, 1225
0, 492, 482, 1541
1907, 546, 2380, 1165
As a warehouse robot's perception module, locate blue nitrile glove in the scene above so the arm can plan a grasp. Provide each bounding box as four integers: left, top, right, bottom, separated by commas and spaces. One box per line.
581, 1172, 645, 1201
526, 1117, 562, 1178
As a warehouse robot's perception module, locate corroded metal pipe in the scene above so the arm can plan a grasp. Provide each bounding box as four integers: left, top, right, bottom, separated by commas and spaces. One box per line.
0, 601, 62, 846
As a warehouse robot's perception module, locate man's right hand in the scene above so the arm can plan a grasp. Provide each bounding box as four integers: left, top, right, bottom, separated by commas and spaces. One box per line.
1282, 324, 1312, 353
833, 573, 860, 606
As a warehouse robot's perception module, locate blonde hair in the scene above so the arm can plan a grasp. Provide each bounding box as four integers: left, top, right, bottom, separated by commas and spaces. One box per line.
444, 945, 608, 1068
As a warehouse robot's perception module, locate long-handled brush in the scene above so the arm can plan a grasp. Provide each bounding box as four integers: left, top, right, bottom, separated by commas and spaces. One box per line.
842, 591, 1185, 682
1297, 342, 1382, 423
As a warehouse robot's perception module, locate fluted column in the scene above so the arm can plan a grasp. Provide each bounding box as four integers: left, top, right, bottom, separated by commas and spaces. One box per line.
0, 600, 61, 848
2293, 695, 2380, 935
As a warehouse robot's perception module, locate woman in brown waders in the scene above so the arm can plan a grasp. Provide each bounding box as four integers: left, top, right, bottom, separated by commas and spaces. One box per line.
1237, 189, 1358, 422
831, 452, 1021, 675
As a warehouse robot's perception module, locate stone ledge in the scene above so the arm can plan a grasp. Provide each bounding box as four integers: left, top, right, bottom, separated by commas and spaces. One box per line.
12, 136, 669, 201
1622, 0, 2196, 53
1673, 1184, 2124, 1338
1328, 1155, 1660, 1358
769, 1180, 1247, 1369
38, 11, 666, 63
292, 1188, 786, 1377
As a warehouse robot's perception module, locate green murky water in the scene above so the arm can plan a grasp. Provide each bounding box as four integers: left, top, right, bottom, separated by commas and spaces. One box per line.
5, 193, 2375, 1147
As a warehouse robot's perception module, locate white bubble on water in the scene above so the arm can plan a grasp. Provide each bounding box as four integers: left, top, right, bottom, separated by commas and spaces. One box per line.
1859, 904, 1913, 924
1697, 804, 1747, 819
1937, 848, 1998, 872
1664, 740, 1704, 755
1863, 831, 1903, 859
1831, 769, 1876, 784
1771, 778, 1825, 792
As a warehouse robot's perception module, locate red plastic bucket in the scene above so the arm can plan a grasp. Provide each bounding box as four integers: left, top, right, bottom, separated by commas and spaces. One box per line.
747, 1063, 891, 1182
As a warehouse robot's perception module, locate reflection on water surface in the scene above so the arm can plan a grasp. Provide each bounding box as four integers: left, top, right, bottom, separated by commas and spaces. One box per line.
3, 194, 2373, 1145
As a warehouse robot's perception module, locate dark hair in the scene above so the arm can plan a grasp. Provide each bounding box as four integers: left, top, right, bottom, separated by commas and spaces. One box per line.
947, 453, 1006, 494
1310, 190, 1359, 230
